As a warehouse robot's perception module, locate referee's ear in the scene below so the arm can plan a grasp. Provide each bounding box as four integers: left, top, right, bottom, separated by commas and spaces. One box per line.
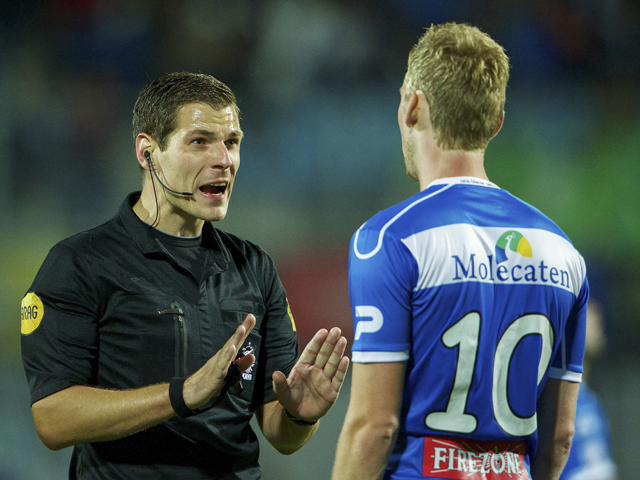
135, 133, 154, 172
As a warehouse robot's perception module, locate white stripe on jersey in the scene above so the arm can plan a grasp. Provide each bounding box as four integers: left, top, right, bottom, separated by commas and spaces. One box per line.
353, 183, 456, 260
401, 224, 587, 297
549, 368, 582, 382
352, 350, 410, 363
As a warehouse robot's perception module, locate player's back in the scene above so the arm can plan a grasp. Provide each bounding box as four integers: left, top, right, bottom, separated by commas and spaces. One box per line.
349, 177, 588, 479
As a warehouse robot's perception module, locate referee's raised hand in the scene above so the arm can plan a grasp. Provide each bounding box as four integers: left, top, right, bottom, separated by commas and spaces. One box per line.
182, 314, 257, 411
272, 327, 350, 424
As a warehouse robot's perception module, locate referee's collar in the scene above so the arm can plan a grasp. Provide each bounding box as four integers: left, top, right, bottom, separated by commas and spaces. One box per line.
119, 192, 230, 271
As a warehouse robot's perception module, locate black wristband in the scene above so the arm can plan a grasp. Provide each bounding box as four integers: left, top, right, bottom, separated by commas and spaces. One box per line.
169, 377, 198, 418
284, 408, 318, 426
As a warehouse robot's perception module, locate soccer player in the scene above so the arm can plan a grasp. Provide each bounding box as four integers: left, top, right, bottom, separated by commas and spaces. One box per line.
332, 23, 588, 480
21, 72, 349, 479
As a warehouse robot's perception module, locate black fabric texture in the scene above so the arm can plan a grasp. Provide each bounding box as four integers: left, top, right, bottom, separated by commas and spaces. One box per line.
21, 192, 300, 480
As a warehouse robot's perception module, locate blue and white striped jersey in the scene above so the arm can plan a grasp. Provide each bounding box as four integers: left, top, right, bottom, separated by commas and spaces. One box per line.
349, 177, 588, 479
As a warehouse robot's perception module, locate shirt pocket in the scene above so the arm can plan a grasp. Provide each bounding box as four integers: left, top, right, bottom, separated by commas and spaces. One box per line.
100, 294, 188, 388
220, 299, 266, 403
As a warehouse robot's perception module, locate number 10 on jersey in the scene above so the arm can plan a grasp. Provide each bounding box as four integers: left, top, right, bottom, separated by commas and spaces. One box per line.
425, 312, 554, 437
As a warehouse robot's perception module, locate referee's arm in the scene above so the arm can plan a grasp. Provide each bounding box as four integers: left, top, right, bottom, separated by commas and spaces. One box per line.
255, 326, 349, 455
32, 383, 175, 450
255, 399, 319, 455
31, 315, 255, 450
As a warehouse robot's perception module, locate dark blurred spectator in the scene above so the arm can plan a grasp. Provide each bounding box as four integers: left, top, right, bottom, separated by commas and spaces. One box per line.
559, 300, 618, 480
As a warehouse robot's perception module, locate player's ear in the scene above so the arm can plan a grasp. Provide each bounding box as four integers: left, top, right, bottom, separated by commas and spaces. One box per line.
404, 90, 421, 128
492, 111, 505, 139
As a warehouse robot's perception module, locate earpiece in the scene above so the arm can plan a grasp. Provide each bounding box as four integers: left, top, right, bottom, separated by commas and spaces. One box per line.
144, 150, 194, 197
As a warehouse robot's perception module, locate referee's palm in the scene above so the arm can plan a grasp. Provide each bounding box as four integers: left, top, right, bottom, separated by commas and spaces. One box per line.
272, 327, 350, 422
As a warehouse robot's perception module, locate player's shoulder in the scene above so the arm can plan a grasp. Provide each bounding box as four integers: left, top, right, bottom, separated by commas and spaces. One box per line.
356, 184, 445, 236
353, 178, 582, 261
355, 178, 512, 238
351, 185, 453, 260
440, 178, 577, 246
497, 189, 571, 239
488, 190, 588, 287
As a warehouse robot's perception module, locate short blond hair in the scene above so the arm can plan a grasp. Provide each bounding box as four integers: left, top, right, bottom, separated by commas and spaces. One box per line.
405, 23, 509, 151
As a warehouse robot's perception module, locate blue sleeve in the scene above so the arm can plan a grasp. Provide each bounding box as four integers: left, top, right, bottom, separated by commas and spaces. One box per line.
348, 224, 417, 362
549, 276, 588, 381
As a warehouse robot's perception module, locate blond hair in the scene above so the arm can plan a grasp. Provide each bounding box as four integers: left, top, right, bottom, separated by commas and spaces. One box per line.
405, 23, 509, 151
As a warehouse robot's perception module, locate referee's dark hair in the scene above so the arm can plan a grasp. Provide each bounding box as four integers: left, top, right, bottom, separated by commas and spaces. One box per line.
132, 72, 239, 153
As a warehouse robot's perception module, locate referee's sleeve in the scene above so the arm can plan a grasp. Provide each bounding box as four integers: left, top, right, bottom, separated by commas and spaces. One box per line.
21, 243, 100, 404
251, 250, 299, 408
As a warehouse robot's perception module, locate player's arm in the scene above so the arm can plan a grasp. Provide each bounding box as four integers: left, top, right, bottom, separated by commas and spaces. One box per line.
531, 378, 580, 480
255, 327, 349, 455
31, 315, 256, 450
332, 361, 406, 480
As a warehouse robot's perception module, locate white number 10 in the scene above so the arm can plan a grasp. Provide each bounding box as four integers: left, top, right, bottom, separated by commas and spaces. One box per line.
425, 312, 554, 437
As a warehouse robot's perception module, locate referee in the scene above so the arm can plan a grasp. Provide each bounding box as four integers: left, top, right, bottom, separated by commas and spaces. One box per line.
21, 72, 349, 479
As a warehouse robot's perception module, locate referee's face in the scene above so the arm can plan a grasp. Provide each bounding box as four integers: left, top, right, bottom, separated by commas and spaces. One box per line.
152, 102, 242, 229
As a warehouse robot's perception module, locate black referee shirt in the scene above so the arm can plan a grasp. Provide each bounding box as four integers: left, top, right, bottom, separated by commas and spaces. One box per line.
21, 192, 299, 479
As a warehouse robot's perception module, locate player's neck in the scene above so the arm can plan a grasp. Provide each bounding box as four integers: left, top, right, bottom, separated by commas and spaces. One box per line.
418, 149, 488, 191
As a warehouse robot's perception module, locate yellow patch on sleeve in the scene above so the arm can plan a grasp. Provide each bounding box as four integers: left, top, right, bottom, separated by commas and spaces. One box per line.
286, 299, 296, 332
21, 292, 44, 335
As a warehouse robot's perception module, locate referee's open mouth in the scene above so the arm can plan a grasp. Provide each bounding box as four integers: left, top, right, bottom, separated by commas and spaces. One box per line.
199, 182, 228, 198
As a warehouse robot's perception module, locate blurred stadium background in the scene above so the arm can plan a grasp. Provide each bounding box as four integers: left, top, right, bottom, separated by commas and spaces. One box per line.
1, 0, 639, 478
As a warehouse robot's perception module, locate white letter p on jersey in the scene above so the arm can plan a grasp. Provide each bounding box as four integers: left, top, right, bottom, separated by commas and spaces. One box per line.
354, 306, 384, 341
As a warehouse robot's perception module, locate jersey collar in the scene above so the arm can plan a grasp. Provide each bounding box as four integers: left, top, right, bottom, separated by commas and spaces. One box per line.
427, 176, 500, 190
119, 192, 230, 272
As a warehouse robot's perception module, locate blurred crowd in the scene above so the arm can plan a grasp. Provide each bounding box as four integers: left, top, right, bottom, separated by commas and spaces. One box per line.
1, 0, 637, 228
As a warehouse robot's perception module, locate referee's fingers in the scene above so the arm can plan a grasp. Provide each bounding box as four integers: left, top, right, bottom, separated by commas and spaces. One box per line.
322, 334, 347, 378
216, 314, 256, 374
239, 314, 256, 344
226, 314, 256, 352
314, 327, 342, 371
331, 356, 350, 391
298, 328, 329, 365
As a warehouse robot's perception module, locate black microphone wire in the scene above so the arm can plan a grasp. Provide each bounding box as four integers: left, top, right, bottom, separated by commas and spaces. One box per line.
147, 155, 193, 196
144, 152, 193, 229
